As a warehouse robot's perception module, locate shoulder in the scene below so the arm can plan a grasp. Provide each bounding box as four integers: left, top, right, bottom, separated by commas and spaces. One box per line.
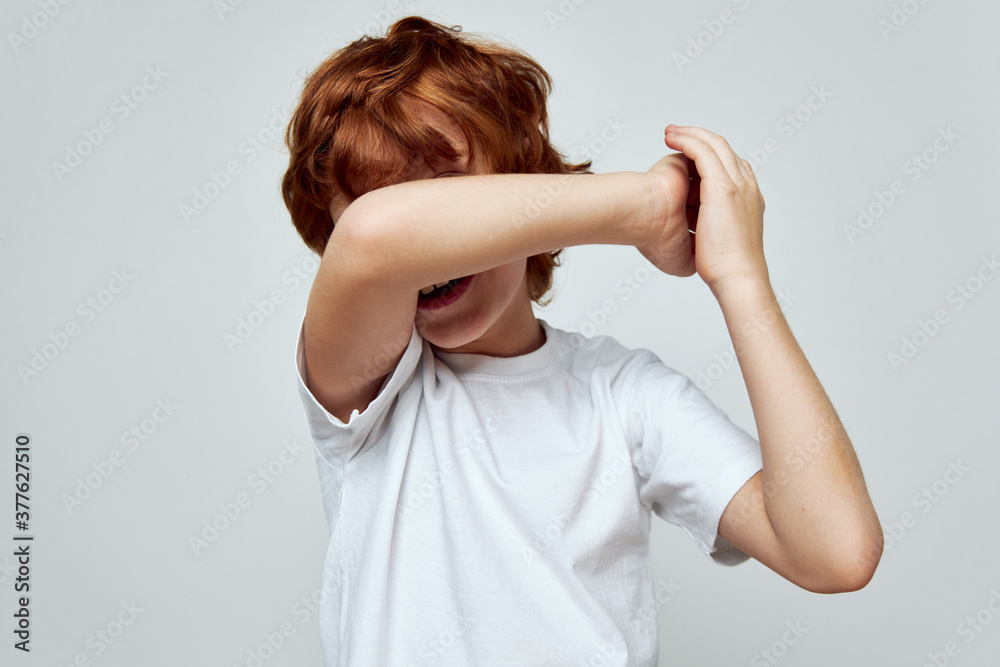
544, 320, 675, 392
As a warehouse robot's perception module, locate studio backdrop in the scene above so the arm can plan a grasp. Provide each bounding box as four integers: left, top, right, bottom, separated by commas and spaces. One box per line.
2, 0, 998, 665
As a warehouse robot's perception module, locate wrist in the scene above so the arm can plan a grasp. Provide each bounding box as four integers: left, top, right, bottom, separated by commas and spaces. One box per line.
569, 170, 659, 248
622, 170, 662, 248
708, 269, 773, 305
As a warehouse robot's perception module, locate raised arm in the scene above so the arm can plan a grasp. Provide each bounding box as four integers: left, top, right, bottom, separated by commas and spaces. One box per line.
338, 169, 651, 294
653, 125, 883, 594
303, 150, 689, 424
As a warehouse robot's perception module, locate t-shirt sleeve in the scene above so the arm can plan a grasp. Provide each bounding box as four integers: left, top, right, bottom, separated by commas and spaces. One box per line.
627, 352, 763, 566
293, 309, 423, 468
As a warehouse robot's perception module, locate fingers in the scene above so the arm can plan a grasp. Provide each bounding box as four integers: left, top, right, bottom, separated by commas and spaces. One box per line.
738, 158, 765, 212
734, 156, 765, 212
664, 125, 753, 182
676, 154, 699, 196
664, 132, 732, 190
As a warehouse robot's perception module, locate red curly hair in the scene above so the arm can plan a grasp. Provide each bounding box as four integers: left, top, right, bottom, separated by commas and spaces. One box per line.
281, 15, 591, 306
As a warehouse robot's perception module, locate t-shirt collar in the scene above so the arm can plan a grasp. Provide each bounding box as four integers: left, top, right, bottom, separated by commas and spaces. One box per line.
432, 318, 561, 377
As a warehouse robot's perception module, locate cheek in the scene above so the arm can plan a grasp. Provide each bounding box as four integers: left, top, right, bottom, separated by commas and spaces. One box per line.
476, 262, 527, 302
498, 261, 528, 286
512, 265, 530, 293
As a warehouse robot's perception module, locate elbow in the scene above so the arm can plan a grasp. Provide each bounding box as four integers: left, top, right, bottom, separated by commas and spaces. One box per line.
818, 560, 879, 594
845, 528, 885, 591
325, 191, 404, 278
798, 531, 884, 594
840, 514, 886, 591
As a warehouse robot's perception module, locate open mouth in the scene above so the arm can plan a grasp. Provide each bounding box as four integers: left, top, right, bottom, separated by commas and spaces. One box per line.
417, 274, 474, 310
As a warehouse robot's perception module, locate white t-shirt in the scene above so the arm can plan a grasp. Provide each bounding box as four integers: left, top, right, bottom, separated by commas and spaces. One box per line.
294, 314, 763, 667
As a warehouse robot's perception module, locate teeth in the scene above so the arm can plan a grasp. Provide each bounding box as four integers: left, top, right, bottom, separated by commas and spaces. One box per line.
419, 277, 462, 295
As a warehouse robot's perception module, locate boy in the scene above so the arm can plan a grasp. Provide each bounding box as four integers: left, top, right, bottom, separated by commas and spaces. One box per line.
282, 15, 883, 666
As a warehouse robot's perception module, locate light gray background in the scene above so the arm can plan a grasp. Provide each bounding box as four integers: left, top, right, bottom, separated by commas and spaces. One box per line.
2, 0, 998, 665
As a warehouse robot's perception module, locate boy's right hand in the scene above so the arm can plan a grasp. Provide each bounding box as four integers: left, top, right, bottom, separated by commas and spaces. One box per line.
637, 153, 698, 277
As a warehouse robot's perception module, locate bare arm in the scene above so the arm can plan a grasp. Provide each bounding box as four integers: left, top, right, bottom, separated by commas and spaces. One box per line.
655, 125, 882, 593
338, 170, 653, 291
714, 278, 883, 593
304, 168, 679, 423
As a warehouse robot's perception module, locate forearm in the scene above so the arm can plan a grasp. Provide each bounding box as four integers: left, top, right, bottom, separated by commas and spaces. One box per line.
713, 276, 882, 576
336, 171, 652, 288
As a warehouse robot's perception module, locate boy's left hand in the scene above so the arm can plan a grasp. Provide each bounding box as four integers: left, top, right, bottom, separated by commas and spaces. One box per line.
662, 125, 768, 294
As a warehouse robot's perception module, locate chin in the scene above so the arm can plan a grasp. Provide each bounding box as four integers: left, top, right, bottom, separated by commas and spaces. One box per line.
423, 328, 474, 351
416, 313, 488, 350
